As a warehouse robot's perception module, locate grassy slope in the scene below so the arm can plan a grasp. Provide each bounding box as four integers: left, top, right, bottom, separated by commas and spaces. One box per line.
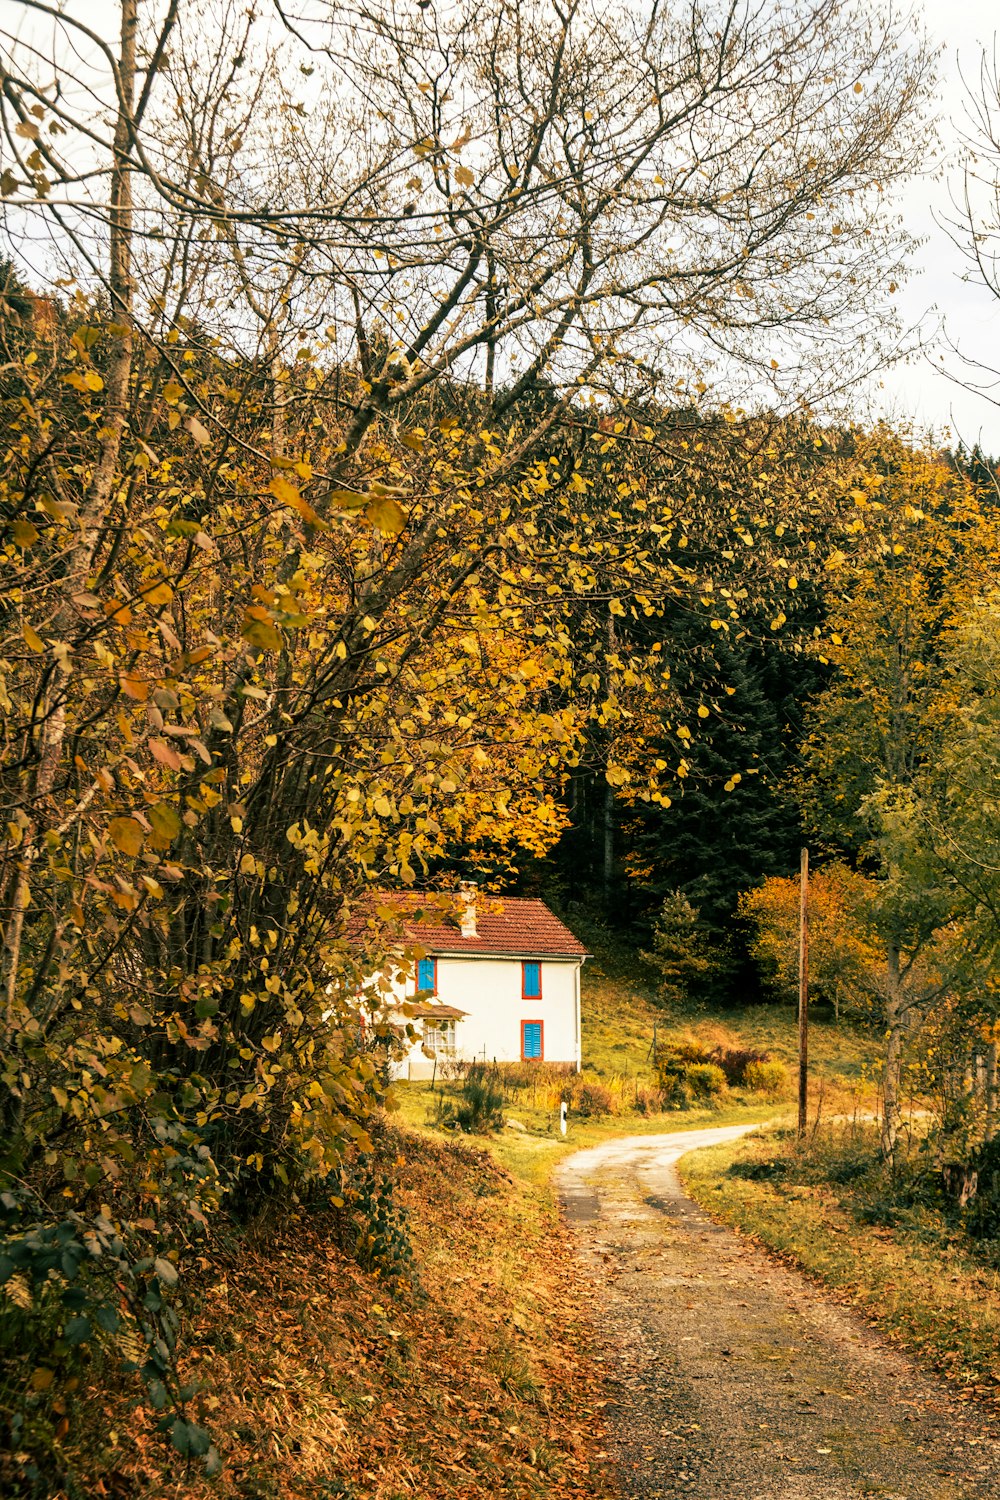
38, 1129, 610, 1500
392, 941, 877, 1187
681, 1127, 1000, 1405
579, 939, 874, 1092
29, 947, 878, 1496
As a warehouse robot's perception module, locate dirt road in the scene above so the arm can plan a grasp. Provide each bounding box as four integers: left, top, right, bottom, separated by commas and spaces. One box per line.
557, 1127, 1000, 1500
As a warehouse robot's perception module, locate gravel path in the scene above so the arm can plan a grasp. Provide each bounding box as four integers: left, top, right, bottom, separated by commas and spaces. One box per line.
557, 1127, 1000, 1500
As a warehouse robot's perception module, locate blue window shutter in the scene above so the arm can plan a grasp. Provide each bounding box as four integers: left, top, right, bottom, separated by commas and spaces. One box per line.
522, 1022, 542, 1059
522, 961, 541, 998
417, 957, 436, 992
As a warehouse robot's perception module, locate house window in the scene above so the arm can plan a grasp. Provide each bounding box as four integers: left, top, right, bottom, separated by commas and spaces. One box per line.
521, 1020, 544, 1061
416, 957, 437, 994
521, 961, 542, 999
423, 1018, 456, 1056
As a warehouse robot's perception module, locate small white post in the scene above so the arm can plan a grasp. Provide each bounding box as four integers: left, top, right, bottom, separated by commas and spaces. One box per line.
560, 1099, 568, 1136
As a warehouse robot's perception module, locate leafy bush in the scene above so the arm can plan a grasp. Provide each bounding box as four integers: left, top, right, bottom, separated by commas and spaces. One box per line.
728, 1155, 788, 1181
966, 1138, 1000, 1240
682, 1062, 728, 1098
571, 1079, 618, 1118
438, 1064, 505, 1134
742, 1059, 788, 1096
335, 1156, 416, 1282
711, 1047, 772, 1086
653, 1036, 711, 1095
633, 1084, 666, 1116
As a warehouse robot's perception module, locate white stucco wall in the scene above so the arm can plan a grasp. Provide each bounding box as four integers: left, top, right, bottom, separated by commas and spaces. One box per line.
390, 953, 583, 1079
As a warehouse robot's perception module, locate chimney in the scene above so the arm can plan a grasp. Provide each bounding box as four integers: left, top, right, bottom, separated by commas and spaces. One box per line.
459, 881, 478, 938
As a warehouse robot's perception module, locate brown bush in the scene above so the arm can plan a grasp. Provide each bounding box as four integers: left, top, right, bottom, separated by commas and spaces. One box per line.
571, 1079, 619, 1118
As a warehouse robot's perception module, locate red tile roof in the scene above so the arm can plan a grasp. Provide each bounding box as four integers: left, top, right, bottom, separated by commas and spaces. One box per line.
375, 893, 589, 959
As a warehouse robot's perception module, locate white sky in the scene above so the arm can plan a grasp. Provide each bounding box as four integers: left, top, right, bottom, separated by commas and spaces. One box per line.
4, 0, 1000, 449
875, 0, 1000, 451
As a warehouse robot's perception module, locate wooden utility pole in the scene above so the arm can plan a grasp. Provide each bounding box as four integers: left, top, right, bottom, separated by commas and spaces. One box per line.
798, 847, 809, 1137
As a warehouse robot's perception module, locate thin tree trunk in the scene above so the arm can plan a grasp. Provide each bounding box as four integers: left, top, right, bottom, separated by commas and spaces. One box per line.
601, 614, 616, 907
3, 0, 137, 1035
880, 940, 903, 1160
986, 1040, 998, 1144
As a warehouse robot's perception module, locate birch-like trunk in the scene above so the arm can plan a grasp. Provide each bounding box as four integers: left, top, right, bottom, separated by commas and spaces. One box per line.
880, 939, 904, 1160
2, 0, 137, 1033
986, 1040, 998, 1144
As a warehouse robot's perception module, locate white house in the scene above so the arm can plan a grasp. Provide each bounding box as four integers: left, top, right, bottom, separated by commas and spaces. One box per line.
379, 885, 589, 1079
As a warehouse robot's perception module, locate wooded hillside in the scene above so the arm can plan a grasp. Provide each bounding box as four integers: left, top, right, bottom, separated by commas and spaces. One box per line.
7, 0, 1000, 1493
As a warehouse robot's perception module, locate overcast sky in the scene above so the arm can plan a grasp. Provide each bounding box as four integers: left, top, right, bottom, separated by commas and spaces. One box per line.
4, 1, 1000, 449
877, 1, 1000, 451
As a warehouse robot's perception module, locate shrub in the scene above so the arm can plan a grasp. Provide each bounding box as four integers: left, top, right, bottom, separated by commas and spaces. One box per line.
438, 1063, 505, 1134
966, 1138, 1000, 1240
728, 1155, 788, 1181
571, 1079, 618, 1118
633, 1084, 666, 1116
654, 1036, 712, 1094
742, 1059, 787, 1096
682, 1062, 728, 1099
711, 1046, 772, 1086
336, 1156, 416, 1281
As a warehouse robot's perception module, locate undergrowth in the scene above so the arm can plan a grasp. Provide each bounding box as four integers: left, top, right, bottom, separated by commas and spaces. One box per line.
2, 1123, 609, 1500
682, 1122, 1000, 1401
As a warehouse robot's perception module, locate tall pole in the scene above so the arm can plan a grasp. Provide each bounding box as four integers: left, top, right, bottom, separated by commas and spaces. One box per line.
798, 847, 809, 1137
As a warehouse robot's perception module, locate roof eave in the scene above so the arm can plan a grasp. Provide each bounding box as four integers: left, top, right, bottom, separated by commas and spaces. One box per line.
422, 947, 590, 962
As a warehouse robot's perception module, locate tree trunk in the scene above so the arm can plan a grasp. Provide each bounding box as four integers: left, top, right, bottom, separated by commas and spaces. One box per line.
3, 0, 137, 1035
986, 1040, 998, 1144
880, 940, 904, 1160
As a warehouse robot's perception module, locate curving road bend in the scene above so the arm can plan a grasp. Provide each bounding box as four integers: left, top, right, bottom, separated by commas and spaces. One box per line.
556, 1127, 1000, 1500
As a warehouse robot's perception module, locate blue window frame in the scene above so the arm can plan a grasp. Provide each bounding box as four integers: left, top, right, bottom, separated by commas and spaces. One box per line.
416, 956, 437, 993
521, 961, 541, 999
522, 1020, 543, 1060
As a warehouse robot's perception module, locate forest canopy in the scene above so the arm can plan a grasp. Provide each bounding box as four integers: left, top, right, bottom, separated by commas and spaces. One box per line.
12, 0, 1000, 1487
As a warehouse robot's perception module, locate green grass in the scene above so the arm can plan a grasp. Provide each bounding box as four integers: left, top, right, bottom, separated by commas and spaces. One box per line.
581, 949, 876, 1086
389, 1079, 781, 1186
389, 935, 878, 1189
681, 1125, 1000, 1401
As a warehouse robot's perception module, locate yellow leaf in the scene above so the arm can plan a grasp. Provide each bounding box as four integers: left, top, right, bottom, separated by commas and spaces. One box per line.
12, 520, 38, 547
366, 495, 407, 534
140, 580, 173, 607
269, 475, 301, 507
23, 623, 45, 653
697, 705, 709, 718
241, 615, 282, 651
108, 817, 143, 856
269, 475, 326, 528
239, 853, 258, 875
454, 164, 475, 188
186, 415, 211, 444
148, 802, 181, 843
324, 487, 368, 510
